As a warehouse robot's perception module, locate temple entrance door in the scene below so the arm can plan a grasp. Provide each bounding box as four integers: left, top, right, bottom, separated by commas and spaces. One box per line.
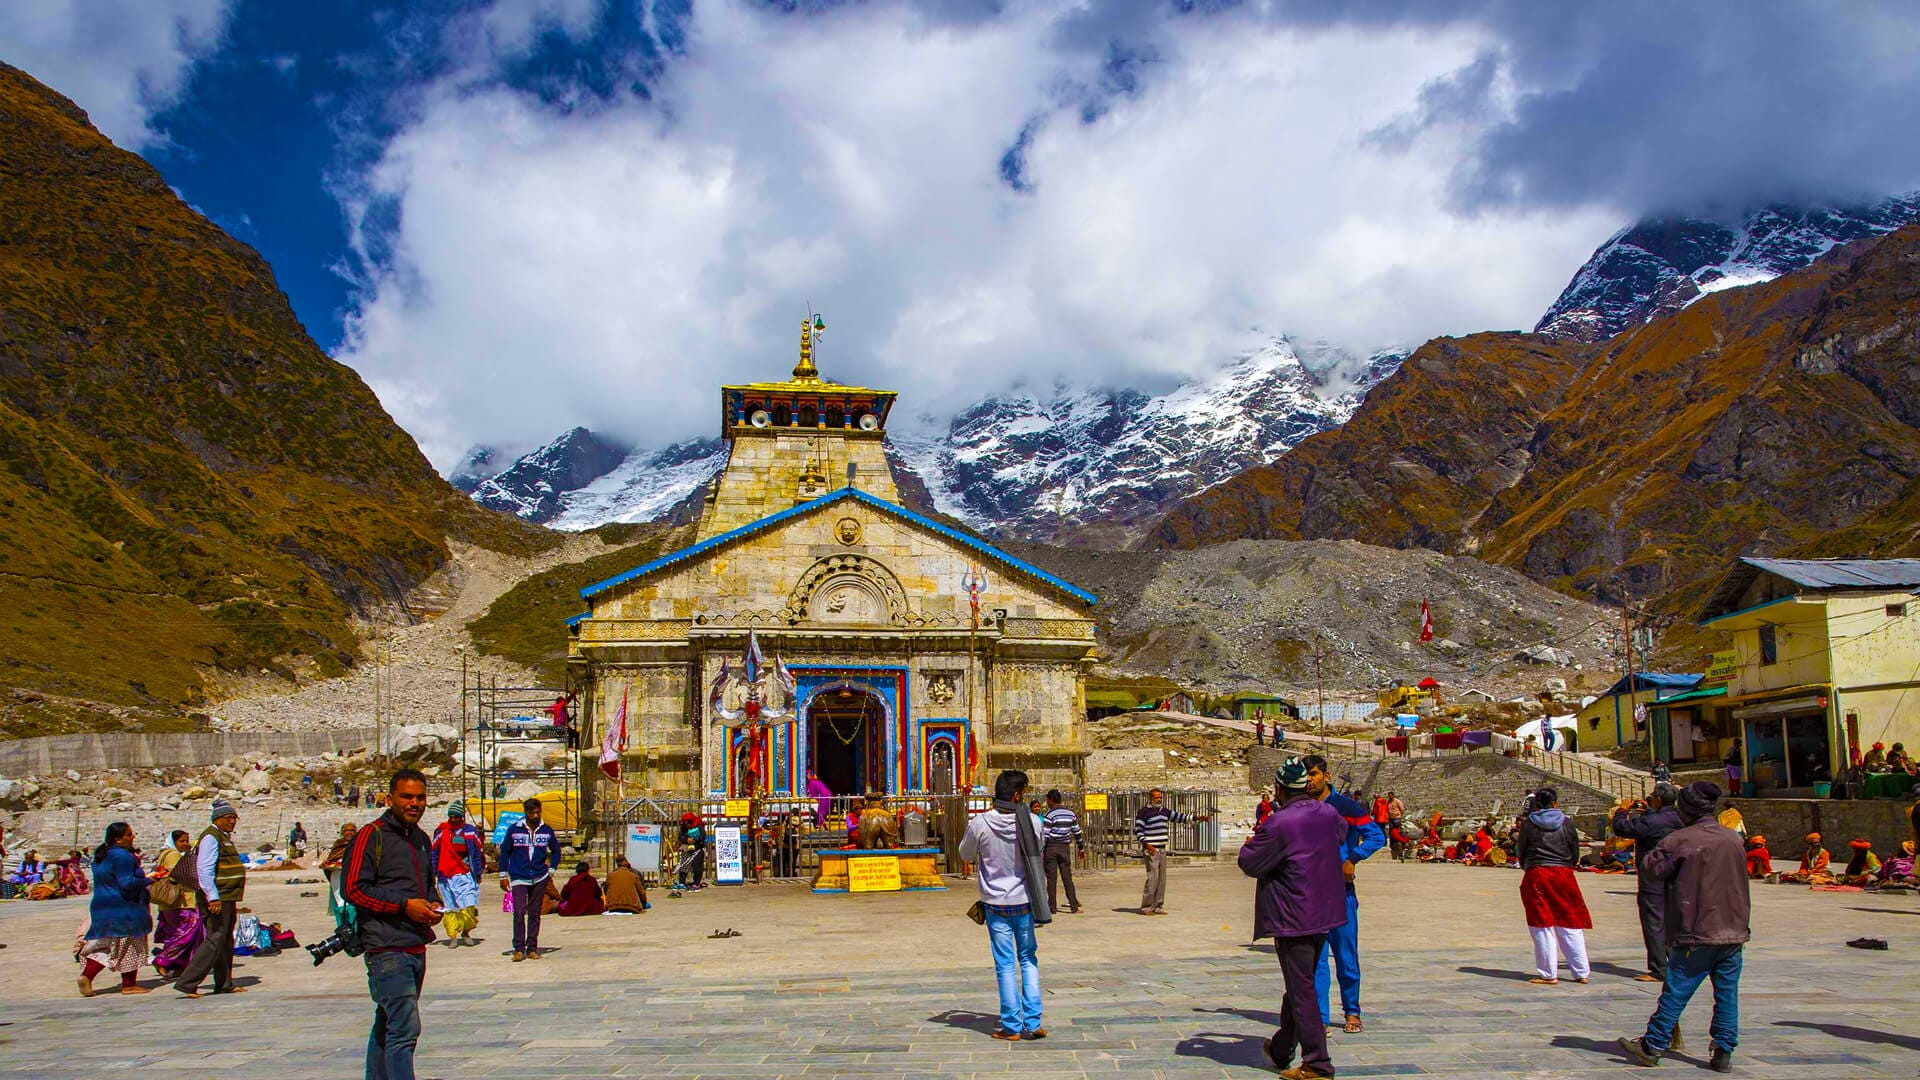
809, 688, 885, 798
929, 742, 957, 794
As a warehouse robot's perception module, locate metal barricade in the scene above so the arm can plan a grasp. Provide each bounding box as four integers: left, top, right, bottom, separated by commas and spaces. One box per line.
587, 787, 1221, 885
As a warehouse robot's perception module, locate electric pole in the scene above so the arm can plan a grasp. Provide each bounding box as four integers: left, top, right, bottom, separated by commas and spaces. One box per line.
1313, 637, 1325, 747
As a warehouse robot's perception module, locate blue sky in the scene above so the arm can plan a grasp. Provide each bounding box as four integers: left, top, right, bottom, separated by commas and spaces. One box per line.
6, 1, 1919, 468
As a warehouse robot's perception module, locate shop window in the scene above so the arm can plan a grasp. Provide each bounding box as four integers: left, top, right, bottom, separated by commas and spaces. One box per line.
1759, 624, 1778, 665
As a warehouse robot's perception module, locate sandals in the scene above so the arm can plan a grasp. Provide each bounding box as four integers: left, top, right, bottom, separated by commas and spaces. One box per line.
1527, 977, 1559, 985
1343, 1015, 1364, 1033
990, 1029, 1023, 1042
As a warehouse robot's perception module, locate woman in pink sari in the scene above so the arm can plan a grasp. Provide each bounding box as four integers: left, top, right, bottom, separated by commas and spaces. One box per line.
151, 830, 205, 977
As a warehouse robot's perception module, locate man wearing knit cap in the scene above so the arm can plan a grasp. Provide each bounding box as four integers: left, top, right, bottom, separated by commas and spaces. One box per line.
431, 803, 485, 946
175, 799, 246, 997
1618, 781, 1750, 1074
1239, 758, 1348, 1080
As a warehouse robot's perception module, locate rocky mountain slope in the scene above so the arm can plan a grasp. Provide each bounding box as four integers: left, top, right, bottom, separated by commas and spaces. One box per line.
0, 63, 545, 736
1536, 195, 1920, 341
459, 339, 1401, 543
1153, 225, 1920, 637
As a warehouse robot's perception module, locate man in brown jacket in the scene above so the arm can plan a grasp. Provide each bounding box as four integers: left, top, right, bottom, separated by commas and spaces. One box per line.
1618, 781, 1750, 1074
604, 856, 649, 913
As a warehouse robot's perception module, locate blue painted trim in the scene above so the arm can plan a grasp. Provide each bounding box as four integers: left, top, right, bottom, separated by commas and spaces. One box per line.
563, 611, 592, 627
1698, 594, 1796, 627
576, 487, 1097, 606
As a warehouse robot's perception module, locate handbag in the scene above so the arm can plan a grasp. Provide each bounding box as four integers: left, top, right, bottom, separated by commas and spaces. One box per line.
966, 900, 986, 925
149, 876, 183, 908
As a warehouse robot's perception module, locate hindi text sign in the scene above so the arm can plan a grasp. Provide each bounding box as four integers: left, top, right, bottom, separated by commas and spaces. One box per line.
848, 856, 902, 893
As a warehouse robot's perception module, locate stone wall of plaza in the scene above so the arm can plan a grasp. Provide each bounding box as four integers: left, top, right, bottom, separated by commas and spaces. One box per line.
1726, 796, 1918, 863
570, 494, 1097, 797
1247, 747, 1616, 828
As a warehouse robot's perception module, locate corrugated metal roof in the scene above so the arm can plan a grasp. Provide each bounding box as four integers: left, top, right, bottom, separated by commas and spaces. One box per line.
1739, 557, 1920, 590
574, 487, 1098, 608
1652, 684, 1728, 704
1599, 671, 1704, 698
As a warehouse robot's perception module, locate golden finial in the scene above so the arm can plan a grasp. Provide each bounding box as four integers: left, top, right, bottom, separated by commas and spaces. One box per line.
792, 314, 823, 382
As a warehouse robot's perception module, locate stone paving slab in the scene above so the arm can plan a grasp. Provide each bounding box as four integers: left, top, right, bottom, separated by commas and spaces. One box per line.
4, 860, 1917, 1078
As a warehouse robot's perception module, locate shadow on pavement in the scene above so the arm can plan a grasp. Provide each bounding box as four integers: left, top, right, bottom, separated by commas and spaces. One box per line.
1775, 1021, 1920, 1050
1848, 907, 1920, 916
927, 1009, 1002, 1034
1193, 1005, 1284, 1028
1174, 1031, 1272, 1069
1549, 1035, 1634, 1062
1587, 961, 1645, 979
1456, 966, 1535, 982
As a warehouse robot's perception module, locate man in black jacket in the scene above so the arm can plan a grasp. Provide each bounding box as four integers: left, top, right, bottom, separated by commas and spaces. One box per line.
1612, 783, 1684, 983
343, 769, 442, 1080
1618, 781, 1751, 1074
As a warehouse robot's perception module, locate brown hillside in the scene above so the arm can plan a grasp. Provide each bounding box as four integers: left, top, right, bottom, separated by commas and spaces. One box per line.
0, 63, 549, 735
1152, 225, 1920, 643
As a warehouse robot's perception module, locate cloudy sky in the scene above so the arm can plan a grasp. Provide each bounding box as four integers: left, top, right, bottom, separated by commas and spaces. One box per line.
6, 1, 1920, 468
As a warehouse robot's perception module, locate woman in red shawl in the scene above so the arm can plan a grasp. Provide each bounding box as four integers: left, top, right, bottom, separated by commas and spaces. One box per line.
558, 861, 605, 916
1516, 788, 1591, 985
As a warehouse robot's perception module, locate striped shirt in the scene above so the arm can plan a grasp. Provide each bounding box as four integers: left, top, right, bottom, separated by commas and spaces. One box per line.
1043, 807, 1083, 846
1134, 804, 1192, 847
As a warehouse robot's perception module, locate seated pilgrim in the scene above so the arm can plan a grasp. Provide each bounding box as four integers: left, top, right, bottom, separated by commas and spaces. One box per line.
1888, 742, 1916, 774
1780, 832, 1834, 885
1876, 841, 1916, 886
8, 851, 47, 886
558, 861, 605, 916
1861, 742, 1888, 771
1745, 835, 1773, 878
604, 856, 649, 913
852, 794, 901, 849
1839, 839, 1881, 885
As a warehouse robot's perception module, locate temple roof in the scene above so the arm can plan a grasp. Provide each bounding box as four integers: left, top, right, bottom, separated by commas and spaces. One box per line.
575, 487, 1098, 608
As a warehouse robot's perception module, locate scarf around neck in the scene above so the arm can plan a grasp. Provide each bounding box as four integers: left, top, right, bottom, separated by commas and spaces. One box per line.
992, 798, 1051, 924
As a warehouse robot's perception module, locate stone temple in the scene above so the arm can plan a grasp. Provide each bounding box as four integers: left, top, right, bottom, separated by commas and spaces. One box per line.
567, 320, 1098, 801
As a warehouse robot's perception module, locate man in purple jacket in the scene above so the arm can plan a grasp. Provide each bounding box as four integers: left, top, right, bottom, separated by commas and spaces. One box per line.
1238, 758, 1350, 1080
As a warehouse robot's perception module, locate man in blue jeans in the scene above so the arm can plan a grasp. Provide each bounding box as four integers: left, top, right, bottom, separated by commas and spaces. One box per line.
959, 769, 1051, 1041
1617, 781, 1750, 1074
1302, 755, 1385, 1033
342, 769, 443, 1080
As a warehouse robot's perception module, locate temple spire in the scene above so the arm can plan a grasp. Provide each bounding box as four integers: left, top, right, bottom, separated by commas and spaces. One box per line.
793, 314, 824, 383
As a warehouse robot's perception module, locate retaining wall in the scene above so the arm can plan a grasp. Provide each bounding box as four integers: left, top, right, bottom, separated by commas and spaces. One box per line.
1726, 797, 1918, 863
1247, 746, 1616, 825
0, 728, 381, 776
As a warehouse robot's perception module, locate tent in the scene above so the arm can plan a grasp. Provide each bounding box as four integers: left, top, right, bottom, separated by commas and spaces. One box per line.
1417, 677, 1441, 689
1515, 715, 1579, 752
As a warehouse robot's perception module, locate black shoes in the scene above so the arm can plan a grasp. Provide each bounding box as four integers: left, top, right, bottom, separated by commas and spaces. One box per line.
1709, 1048, 1733, 1073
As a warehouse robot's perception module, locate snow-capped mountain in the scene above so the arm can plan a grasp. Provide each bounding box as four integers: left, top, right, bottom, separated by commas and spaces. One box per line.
545, 438, 727, 530
1537, 194, 1920, 341
464, 426, 632, 522
454, 341, 1400, 540
892, 341, 1402, 541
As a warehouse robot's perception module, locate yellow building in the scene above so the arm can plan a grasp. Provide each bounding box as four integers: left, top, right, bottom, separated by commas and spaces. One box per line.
1698, 557, 1920, 793
1576, 672, 1704, 751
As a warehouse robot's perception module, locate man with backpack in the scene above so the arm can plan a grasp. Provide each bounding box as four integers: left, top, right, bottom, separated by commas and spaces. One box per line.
342, 769, 441, 1080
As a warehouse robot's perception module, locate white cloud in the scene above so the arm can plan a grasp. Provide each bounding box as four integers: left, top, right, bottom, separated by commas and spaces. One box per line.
0, 0, 230, 149
336, 0, 1621, 469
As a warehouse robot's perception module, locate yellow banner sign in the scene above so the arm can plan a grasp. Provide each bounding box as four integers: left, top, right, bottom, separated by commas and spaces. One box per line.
1704, 650, 1736, 685
723, 799, 751, 818
1083, 793, 1109, 811
848, 856, 902, 893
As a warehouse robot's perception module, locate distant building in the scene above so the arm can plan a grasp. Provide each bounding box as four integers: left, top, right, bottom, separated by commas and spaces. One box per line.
1697, 557, 1920, 794
1577, 672, 1705, 752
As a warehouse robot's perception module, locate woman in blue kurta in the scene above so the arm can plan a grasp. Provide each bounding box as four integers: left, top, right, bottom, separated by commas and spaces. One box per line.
78, 822, 153, 996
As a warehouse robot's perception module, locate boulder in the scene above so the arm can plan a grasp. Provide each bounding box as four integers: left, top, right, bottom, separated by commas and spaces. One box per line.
491, 743, 552, 771
238, 769, 273, 795
0, 778, 35, 811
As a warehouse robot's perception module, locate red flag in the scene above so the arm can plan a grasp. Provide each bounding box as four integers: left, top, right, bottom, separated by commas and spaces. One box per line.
598, 688, 628, 781
1419, 599, 1434, 643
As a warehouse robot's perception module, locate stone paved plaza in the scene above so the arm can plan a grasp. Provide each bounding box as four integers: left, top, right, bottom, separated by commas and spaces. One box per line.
3, 858, 1916, 1079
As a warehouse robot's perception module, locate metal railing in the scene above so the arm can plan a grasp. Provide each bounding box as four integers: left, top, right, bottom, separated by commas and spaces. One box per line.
584, 788, 1220, 885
